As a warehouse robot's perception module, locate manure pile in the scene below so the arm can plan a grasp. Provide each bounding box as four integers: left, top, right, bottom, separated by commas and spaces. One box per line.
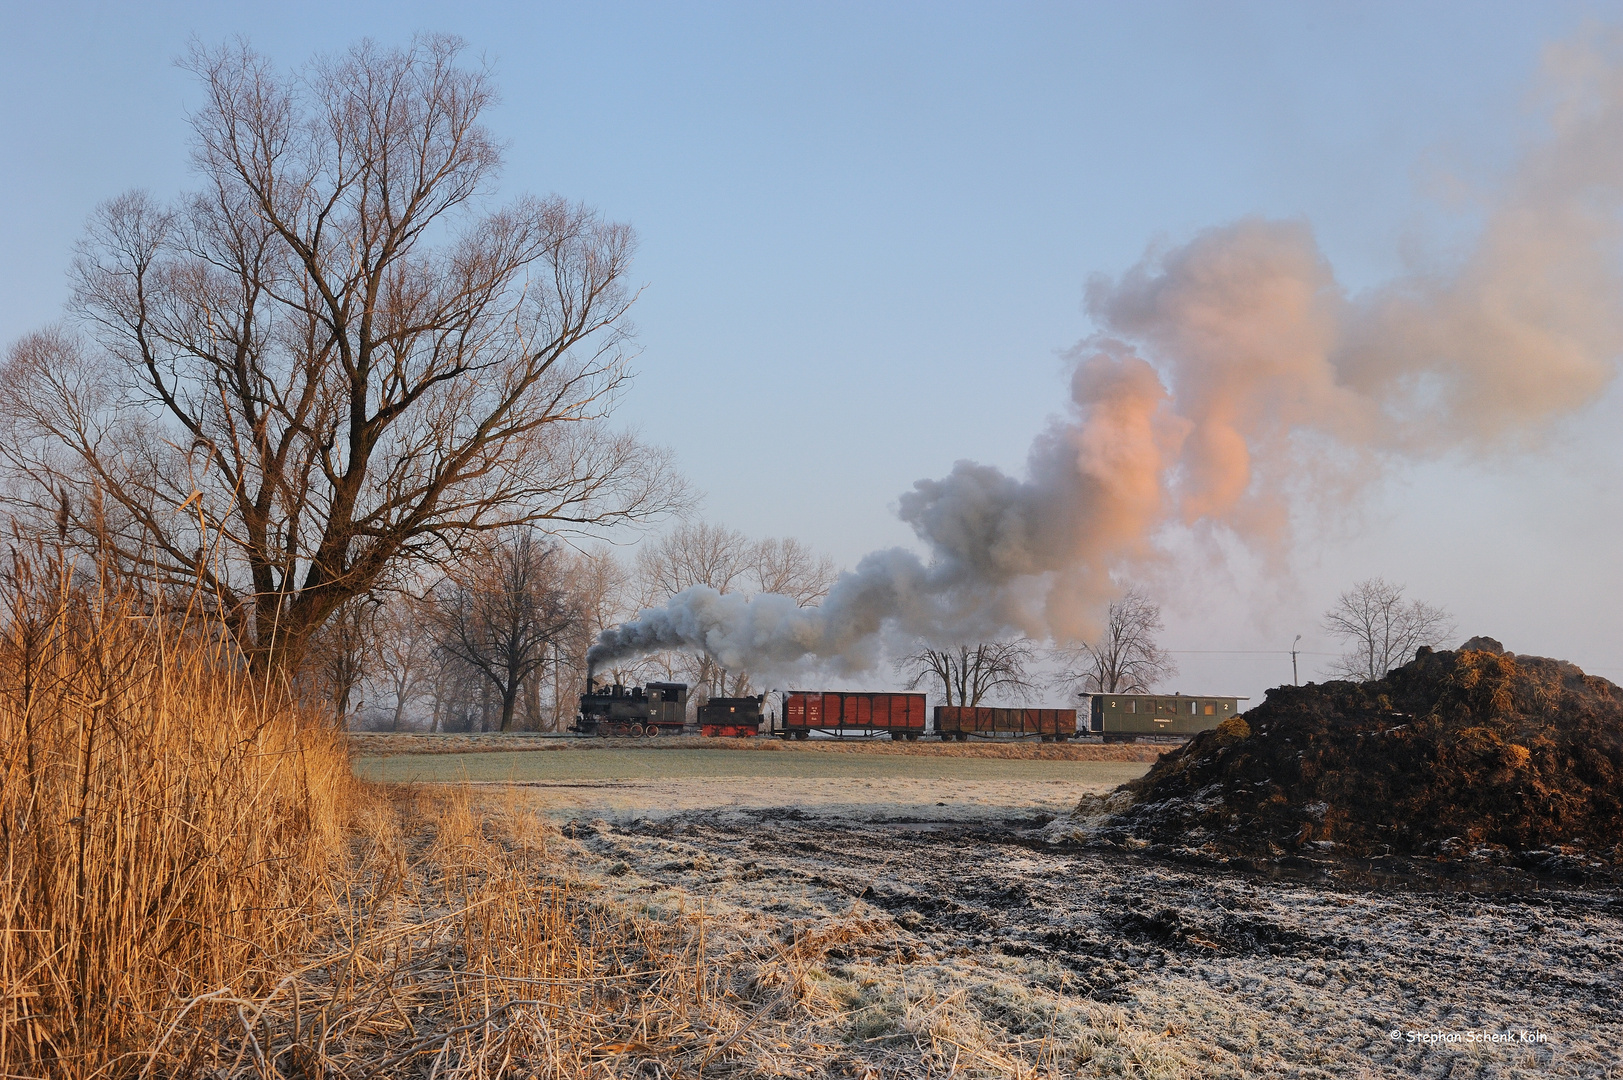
1069, 639, 1623, 874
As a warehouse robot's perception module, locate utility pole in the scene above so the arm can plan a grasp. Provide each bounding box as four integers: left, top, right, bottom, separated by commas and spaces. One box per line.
1292, 634, 1302, 685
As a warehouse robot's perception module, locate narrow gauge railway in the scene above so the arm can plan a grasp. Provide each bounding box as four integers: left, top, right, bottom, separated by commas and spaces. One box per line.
574, 678, 1244, 742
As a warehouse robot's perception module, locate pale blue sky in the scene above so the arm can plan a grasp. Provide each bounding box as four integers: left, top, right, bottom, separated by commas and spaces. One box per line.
3, 2, 1620, 697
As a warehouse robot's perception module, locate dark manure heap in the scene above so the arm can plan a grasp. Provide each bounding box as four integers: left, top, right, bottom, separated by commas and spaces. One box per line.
1082, 638, 1623, 875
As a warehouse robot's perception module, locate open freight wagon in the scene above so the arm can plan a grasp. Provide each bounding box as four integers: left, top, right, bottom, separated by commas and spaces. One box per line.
933, 706, 1077, 742
777, 691, 927, 740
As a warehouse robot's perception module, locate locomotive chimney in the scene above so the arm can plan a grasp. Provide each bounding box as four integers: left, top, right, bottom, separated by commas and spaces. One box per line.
586, 659, 597, 694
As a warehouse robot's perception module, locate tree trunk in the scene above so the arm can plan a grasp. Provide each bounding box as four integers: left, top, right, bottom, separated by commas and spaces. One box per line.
499, 684, 519, 732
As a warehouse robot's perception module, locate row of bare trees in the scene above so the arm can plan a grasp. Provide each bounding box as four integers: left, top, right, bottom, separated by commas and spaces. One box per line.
310, 520, 839, 732
894, 589, 1177, 707
896, 577, 1456, 707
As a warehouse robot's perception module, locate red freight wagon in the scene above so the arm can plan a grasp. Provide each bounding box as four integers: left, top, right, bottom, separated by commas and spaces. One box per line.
934, 706, 1077, 742
781, 691, 927, 741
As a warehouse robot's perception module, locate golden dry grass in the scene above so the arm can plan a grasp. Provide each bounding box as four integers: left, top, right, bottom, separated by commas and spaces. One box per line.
0, 564, 352, 1078
1, 563, 1058, 1078
0, 560, 1148, 1078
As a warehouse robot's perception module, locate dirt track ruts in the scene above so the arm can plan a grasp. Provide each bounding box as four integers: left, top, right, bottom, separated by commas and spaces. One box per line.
555, 810, 1622, 1078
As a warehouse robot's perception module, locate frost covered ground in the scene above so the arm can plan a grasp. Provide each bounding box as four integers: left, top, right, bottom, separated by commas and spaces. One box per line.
507, 794, 1621, 1077
366, 740, 1620, 1077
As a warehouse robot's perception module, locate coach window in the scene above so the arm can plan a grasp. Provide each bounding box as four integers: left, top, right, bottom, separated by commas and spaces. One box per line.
1203, 702, 1215, 715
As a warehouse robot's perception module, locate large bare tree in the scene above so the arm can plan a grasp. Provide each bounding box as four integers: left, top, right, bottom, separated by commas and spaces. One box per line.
1323, 577, 1454, 681
1055, 588, 1177, 694
0, 36, 680, 675
897, 640, 1037, 707
433, 531, 576, 732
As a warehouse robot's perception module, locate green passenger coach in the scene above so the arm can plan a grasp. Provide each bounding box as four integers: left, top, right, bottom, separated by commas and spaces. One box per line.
1087, 693, 1245, 741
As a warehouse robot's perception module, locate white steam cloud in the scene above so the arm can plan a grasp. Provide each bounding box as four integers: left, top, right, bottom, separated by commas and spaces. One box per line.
591, 32, 1623, 677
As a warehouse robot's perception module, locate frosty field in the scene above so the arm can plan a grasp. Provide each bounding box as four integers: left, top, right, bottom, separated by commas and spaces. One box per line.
552, 810, 1620, 1078
355, 740, 1622, 1077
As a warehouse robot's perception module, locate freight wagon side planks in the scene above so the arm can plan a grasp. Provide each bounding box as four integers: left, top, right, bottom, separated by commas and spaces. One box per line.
933, 706, 1078, 742
780, 691, 928, 740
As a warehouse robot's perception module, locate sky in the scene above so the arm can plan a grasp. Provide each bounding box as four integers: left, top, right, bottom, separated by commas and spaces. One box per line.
3, 1, 1621, 702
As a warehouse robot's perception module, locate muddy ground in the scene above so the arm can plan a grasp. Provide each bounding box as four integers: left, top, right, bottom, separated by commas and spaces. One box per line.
525, 801, 1620, 1078
364, 739, 1620, 1077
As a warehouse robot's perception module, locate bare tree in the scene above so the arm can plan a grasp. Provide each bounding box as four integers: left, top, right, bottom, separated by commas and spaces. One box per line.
303, 594, 383, 720
434, 531, 577, 732
897, 640, 1037, 707
0, 36, 682, 678
625, 522, 842, 702
636, 522, 753, 601
749, 537, 837, 606
1323, 577, 1454, 681
371, 590, 438, 730
1055, 588, 1177, 694
551, 547, 646, 724
635, 522, 752, 698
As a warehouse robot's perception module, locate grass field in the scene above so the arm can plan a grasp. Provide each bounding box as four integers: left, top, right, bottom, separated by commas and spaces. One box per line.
353, 747, 1154, 785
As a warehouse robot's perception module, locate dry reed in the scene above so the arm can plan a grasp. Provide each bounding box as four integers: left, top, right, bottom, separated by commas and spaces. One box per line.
1, 558, 1094, 1078
0, 558, 351, 1078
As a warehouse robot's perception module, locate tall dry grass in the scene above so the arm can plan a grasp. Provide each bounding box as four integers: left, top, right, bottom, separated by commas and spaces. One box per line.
0, 557, 353, 1077
1, 553, 1101, 1078
0, 557, 829, 1078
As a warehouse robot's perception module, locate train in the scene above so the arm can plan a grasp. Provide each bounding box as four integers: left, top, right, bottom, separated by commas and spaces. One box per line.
575, 680, 1242, 741
1085, 693, 1245, 742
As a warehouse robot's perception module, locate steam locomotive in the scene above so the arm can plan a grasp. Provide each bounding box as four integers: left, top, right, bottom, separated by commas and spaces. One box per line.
572, 679, 768, 737
572, 680, 690, 737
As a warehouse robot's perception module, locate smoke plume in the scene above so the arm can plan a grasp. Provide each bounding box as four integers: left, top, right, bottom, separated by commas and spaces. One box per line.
590, 32, 1623, 677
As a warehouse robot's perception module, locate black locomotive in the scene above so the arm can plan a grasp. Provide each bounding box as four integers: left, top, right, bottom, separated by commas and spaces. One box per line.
572, 680, 688, 737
